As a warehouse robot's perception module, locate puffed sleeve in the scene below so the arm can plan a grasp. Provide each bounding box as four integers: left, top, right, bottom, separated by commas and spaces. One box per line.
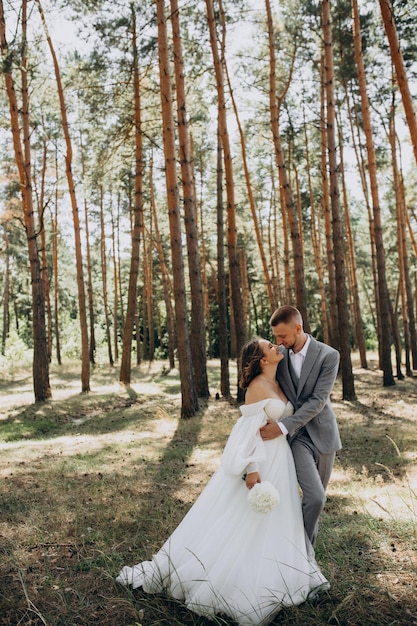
220, 400, 269, 476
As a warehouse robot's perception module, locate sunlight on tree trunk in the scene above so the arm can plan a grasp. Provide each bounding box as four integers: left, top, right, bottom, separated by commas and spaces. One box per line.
36, 0, 90, 392
156, 0, 198, 417
120, 8, 144, 385
205, 0, 246, 399
0, 0, 51, 401
170, 0, 209, 398
265, 0, 309, 330
322, 0, 356, 400
352, 0, 395, 386
379, 0, 417, 171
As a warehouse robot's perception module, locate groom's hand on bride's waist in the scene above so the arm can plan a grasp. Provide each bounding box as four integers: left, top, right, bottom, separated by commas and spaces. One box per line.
260, 420, 283, 440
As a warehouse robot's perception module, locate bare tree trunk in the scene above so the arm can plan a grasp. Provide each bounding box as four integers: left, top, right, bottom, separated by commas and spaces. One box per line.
265, 0, 309, 329
303, 111, 329, 343
80, 135, 96, 365
99, 188, 113, 366
322, 0, 356, 400
221, 1, 276, 311
196, 159, 212, 358
170, 0, 209, 397
156, 0, 198, 417
0, 0, 51, 401
205, 0, 246, 398
36, 135, 53, 362
111, 209, 119, 362
379, 0, 417, 170
320, 55, 338, 346
52, 156, 61, 365
216, 126, 230, 398
352, 0, 395, 386
347, 86, 382, 365
36, 0, 90, 391
337, 111, 367, 369
150, 156, 175, 369
389, 100, 413, 376
1, 226, 10, 356
120, 8, 144, 385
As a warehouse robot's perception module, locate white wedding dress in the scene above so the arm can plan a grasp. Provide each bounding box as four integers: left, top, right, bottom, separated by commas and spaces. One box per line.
116, 399, 329, 625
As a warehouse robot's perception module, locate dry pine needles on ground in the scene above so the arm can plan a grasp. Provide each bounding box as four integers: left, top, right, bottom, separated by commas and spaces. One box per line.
0, 355, 416, 626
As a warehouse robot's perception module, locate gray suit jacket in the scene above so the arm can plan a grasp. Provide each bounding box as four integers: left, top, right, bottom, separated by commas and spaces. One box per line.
277, 336, 342, 455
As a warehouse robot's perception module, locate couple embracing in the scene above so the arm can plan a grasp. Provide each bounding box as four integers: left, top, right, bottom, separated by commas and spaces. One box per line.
117, 305, 341, 626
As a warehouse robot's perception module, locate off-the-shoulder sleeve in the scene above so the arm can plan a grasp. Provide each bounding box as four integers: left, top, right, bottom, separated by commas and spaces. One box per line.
220, 400, 269, 476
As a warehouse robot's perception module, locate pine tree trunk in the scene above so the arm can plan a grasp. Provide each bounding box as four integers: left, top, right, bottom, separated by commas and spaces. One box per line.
265, 0, 309, 330
347, 86, 382, 366
221, 5, 276, 311
303, 113, 329, 343
80, 137, 96, 365
205, 0, 246, 399
156, 0, 198, 417
100, 189, 113, 366
111, 211, 119, 362
216, 127, 230, 398
150, 157, 176, 369
52, 166, 61, 366
322, 0, 356, 400
337, 111, 367, 369
389, 104, 413, 375
379, 0, 417, 170
1, 227, 10, 356
36, 0, 90, 391
120, 8, 144, 385
352, 0, 395, 386
170, 0, 209, 397
196, 163, 213, 358
37, 136, 53, 362
320, 55, 338, 346
0, 0, 51, 401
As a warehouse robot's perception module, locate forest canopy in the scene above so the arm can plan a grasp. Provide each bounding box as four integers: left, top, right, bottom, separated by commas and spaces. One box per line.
1, 0, 417, 413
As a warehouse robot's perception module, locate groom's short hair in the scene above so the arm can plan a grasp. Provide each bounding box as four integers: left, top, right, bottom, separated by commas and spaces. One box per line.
270, 305, 303, 327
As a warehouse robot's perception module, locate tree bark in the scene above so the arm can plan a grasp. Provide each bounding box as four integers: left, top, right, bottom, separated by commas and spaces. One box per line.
1, 226, 10, 356
265, 0, 309, 330
120, 8, 144, 385
156, 0, 198, 417
379, 0, 417, 171
352, 0, 395, 386
150, 156, 176, 369
99, 188, 113, 366
322, 0, 356, 400
36, 0, 90, 391
216, 126, 230, 398
170, 0, 209, 397
205, 0, 246, 398
52, 157, 61, 365
0, 0, 51, 401
320, 55, 338, 346
221, 1, 276, 311
337, 110, 367, 369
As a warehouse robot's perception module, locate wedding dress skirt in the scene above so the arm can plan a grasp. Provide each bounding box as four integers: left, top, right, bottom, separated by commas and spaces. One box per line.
116, 399, 329, 625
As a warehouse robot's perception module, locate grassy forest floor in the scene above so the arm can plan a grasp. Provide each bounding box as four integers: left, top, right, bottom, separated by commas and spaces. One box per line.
0, 354, 416, 626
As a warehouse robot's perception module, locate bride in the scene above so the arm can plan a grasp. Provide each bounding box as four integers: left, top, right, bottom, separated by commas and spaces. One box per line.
116, 338, 329, 625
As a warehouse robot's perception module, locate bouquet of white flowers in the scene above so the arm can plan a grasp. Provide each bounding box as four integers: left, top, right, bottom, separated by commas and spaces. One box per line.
247, 481, 280, 514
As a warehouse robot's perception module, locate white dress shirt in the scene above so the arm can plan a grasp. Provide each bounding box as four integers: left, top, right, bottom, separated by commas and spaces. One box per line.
289, 335, 311, 378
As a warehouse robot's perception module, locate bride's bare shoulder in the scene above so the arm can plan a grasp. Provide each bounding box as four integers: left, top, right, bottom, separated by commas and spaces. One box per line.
245, 379, 270, 404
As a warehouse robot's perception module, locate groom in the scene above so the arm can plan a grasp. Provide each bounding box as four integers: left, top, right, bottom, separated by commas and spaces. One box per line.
260, 305, 341, 546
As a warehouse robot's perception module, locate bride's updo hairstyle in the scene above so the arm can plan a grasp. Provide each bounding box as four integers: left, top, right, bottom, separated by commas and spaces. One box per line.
239, 339, 264, 390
